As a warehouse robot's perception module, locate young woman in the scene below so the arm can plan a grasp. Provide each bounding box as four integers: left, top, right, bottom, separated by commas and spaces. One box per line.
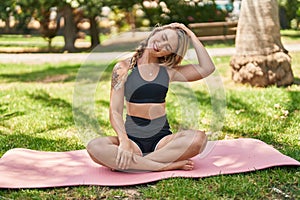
87, 23, 215, 172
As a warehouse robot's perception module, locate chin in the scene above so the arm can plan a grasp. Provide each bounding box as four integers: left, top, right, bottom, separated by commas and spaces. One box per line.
149, 51, 161, 58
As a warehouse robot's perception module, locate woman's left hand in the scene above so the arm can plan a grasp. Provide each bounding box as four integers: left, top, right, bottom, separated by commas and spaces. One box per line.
167, 23, 196, 38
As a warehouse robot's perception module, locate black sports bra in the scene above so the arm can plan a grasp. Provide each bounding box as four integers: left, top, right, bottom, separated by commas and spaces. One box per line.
124, 64, 169, 103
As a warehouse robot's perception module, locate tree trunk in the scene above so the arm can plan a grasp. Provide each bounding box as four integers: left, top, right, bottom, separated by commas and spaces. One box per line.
89, 16, 100, 49
5, 17, 10, 33
48, 39, 52, 52
126, 11, 136, 37
230, 0, 294, 87
62, 5, 77, 52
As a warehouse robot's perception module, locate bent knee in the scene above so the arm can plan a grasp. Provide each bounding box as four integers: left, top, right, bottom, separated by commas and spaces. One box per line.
199, 132, 208, 153
86, 138, 111, 164
86, 139, 97, 152
192, 130, 207, 153
86, 137, 107, 154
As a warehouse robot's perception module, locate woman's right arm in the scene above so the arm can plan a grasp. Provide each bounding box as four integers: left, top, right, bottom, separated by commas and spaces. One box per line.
109, 60, 136, 169
110, 61, 128, 142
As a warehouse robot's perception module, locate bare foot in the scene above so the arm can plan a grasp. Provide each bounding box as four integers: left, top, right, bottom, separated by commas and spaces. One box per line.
110, 160, 194, 172
160, 160, 194, 171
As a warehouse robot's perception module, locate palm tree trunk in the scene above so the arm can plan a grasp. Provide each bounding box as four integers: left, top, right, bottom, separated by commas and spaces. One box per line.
230, 0, 294, 87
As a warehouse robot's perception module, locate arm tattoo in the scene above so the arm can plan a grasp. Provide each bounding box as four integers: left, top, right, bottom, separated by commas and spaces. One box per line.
111, 63, 126, 91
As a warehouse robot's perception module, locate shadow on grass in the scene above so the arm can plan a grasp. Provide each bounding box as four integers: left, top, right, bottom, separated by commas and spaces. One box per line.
27, 90, 73, 109
96, 99, 110, 107
293, 77, 300, 85
0, 132, 84, 157
0, 62, 115, 83
220, 91, 299, 159
0, 64, 80, 83
25, 90, 74, 133
171, 80, 299, 160
26, 90, 111, 136
0, 89, 114, 154
287, 90, 300, 110
0, 103, 25, 121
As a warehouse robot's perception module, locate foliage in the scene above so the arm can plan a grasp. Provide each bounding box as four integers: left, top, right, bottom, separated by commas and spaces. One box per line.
1, 0, 228, 33
0, 1, 16, 23
141, 0, 227, 26
162, 0, 226, 24
278, 0, 300, 29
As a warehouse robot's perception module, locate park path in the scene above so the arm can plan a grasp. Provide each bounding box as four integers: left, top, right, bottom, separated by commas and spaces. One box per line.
0, 43, 299, 64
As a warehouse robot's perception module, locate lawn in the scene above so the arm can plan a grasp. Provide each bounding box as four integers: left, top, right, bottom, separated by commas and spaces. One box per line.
0, 52, 299, 199
0, 29, 299, 53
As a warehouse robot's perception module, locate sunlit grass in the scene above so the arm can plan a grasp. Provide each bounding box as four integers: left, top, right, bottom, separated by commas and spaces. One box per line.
0, 53, 299, 199
280, 29, 300, 44
0, 29, 298, 52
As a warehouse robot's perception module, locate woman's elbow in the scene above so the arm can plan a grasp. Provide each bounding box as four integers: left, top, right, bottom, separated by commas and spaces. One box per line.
202, 65, 215, 78
209, 65, 216, 75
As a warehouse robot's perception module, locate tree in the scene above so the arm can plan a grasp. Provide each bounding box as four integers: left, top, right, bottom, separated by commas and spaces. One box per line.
112, 0, 140, 30
278, 0, 300, 29
230, 0, 294, 87
0, 1, 15, 33
61, 3, 77, 52
139, 0, 226, 26
14, 0, 78, 52
39, 7, 61, 52
79, 0, 107, 49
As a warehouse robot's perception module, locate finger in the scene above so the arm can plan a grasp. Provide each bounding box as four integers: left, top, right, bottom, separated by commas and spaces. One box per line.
121, 157, 126, 169
119, 153, 126, 169
116, 149, 121, 166
120, 151, 130, 169
125, 152, 133, 169
132, 153, 137, 163
117, 148, 126, 168
123, 157, 130, 170
125, 153, 133, 169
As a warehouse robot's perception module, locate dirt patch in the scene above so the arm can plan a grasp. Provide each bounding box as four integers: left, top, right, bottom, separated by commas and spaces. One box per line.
39, 74, 70, 83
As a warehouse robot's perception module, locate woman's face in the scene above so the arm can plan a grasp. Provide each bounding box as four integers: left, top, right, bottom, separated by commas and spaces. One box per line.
147, 28, 179, 58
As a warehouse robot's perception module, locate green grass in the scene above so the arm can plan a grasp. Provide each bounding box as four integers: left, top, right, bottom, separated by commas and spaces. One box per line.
0, 34, 64, 42
281, 29, 300, 44
0, 53, 299, 199
0, 34, 108, 52
0, 29, 298, 52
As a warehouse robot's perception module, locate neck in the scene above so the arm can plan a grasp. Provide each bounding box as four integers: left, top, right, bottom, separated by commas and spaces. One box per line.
138, 49, 159, 65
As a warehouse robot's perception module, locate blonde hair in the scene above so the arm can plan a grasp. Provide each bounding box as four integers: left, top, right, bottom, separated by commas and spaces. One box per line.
129, 25, 189, 69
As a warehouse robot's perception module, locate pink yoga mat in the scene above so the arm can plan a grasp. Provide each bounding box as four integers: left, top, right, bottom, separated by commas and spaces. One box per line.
0, 138, 299, 188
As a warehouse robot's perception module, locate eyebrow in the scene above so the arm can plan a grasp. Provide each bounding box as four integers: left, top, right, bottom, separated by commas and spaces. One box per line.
163, 33, 173, 51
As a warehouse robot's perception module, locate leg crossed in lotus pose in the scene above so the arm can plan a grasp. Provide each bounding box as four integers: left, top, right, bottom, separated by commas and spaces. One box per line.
87, 129, 207, 172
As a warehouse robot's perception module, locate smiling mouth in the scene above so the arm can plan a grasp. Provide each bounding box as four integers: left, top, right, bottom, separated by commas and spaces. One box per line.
153, 42, 159, 52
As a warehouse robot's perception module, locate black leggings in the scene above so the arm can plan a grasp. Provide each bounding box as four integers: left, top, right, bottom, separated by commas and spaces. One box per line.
125, 115, 172, 155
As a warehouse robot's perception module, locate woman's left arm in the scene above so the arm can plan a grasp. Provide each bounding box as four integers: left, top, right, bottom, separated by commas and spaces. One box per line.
170, 23, 215, 82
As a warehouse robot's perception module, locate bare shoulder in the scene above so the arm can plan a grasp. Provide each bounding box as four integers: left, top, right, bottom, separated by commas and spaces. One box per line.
111, 59, 131, 90
165, 66, 178, 81
113, 59, 131, 74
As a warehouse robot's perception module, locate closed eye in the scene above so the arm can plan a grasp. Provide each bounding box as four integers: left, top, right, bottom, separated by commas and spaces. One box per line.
166, 45, 172, 52
163, 33, 167, 41
163, 33, 172, 51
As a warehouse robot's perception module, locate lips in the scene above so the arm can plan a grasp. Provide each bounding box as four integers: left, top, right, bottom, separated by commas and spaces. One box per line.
153, 42, 159, 52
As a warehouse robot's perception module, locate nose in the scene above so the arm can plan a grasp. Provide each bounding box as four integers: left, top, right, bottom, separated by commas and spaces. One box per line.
157, 41, 169, 50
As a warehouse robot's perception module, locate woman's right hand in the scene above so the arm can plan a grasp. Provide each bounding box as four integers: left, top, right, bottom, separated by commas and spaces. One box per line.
116, 139, 137, 170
